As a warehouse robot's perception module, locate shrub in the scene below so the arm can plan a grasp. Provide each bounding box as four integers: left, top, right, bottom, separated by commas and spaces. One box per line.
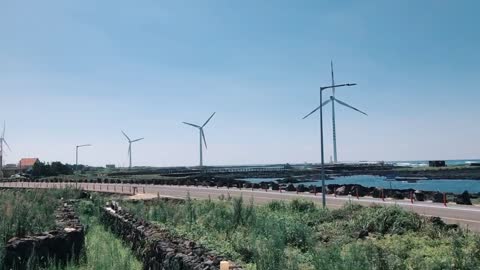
289, 199, 315, 213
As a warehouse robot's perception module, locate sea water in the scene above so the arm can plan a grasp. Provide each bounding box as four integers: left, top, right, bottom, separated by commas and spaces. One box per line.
303, 175, 480, 194
242, 175, 480, 194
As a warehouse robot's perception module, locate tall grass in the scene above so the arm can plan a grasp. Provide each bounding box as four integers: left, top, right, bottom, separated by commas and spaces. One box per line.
124, 198, 480, 270
45, 200, 142, 270
0, 189, 141, 270
0, 188, 84, 270
55, 221, 142, 270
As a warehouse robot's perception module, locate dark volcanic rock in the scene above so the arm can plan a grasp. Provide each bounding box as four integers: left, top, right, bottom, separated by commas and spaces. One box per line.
391, 191, 405, 200
296, 184, 306, 192
286, 184, 296, 192
100, 202, 243, 270
455, 191, 472, 205
432, 192, 445, 203
371, 188, 383, 198
414, 190, 425, 201
430, 216, 459, 230
358, 229, 369, 239
335, 186, 347, 196
271, 182, 280, 191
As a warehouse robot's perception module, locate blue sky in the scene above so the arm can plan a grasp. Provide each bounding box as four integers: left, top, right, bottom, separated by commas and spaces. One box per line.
1, 0, 479, 167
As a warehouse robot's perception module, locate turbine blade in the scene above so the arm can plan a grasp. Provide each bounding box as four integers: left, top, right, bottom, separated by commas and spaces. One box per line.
202, 112, 216, 127
3, 139, 11, 151
131, 138, 144, 143
334, 98, 368, 116
183, 122, 201, 128
331, 60, 336, 96
302, 100, 331, 119
201, 129, 207, 149
121, 130, 131, 141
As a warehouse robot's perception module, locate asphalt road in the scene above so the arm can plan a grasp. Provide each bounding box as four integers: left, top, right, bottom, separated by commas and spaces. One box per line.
2, 181, 480, 232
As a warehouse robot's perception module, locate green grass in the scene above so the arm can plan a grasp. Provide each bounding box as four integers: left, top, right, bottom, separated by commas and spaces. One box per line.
43, 220, 142, 270
49, 199, 143, 270
50, 214, 142, 270
0, 189, 78, 241
124, 196, 480, 270
0, 188, 84, 268
0, 189, 141, 270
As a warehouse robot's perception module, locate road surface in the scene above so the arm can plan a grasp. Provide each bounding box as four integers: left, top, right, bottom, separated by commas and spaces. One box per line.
2, 181, 480, 232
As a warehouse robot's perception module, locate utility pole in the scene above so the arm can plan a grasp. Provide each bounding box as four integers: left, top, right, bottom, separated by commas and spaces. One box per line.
304, 83, 357, 208
75, 144, 92, 172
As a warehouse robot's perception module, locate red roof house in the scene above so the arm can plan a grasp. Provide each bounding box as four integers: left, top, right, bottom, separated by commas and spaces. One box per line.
18, 158, 39, 170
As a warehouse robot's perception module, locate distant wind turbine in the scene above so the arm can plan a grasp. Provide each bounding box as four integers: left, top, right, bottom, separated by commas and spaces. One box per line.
303, 61, 367, 163
0, 121, 11, 171
182, 112, 216, 167
121, 131, 144, 169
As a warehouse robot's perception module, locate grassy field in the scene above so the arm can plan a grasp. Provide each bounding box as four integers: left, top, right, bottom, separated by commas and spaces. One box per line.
48, 200, 142, 270
3, 188, 480, 270
0, 188, 84, 267
125, 195, 480, 270
0, 189, 141, 270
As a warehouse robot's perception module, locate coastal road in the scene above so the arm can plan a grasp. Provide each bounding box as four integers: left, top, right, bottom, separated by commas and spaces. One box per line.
2, 181, 480, 232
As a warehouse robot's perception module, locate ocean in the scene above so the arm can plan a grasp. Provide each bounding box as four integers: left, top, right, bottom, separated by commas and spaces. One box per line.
303, 176, 480, 194
241, 159, 480, 193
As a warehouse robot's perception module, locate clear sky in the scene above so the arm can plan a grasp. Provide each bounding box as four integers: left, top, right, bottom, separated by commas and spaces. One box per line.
1, 0, 479, 167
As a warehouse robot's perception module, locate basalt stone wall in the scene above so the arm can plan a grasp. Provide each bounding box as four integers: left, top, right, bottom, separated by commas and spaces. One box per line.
3, 204, 85, 270
100, 202, 243, 270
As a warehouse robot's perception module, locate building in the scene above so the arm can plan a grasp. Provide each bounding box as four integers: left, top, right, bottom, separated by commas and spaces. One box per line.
18, 158, 39, 170
429, 160, 446, 167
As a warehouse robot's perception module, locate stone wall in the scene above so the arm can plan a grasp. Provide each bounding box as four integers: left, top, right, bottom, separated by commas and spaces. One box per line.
3, 203, 85, 270
100, 202, 243, 270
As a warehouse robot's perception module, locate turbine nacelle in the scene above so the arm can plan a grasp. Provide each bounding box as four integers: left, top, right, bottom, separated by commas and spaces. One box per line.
121, 130, 144, 169
303, 96, 367, 119
121, 130, 144, 144
182, 112, 215, 150
182, 112, 216, 166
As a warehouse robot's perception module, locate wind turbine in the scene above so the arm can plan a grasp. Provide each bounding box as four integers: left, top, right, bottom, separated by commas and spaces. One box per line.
0, 121, 11, 172
182, 112, 216, 167
121, 131, 144, 169
303, 62, 367, 163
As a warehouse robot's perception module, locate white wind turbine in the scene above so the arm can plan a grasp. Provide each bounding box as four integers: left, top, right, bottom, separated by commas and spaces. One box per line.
303, 61, 367, 163
182, 112, 216, 167
0, 121, 11, 172
121, 131, 144, 169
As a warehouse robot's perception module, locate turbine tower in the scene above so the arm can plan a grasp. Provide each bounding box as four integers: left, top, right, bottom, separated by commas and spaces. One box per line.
329, 61, 368, 162
0, 121, 11, 174
121, 131, 144, 169
182, 112, 216, 167
303, 61, 367, 163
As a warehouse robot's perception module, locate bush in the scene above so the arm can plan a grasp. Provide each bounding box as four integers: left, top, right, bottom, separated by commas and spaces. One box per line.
122, 199, 480, 270
289, 199, 315, 213
354, 206, 423, 235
